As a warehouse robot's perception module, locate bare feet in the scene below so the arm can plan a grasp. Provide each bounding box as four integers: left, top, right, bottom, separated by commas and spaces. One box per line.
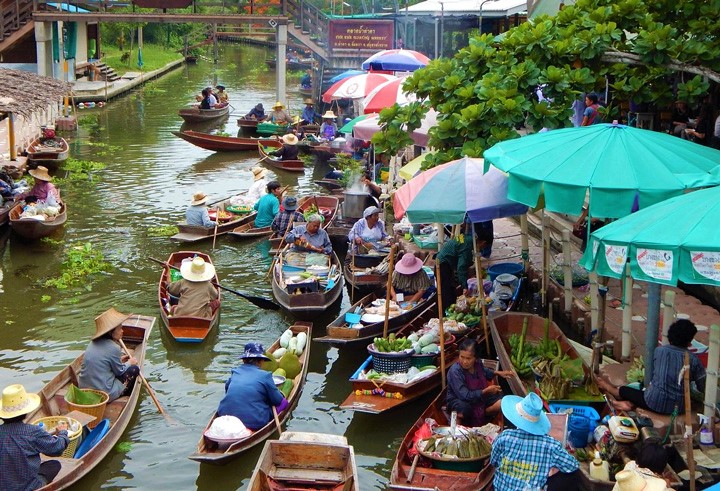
611, 399, 634, 412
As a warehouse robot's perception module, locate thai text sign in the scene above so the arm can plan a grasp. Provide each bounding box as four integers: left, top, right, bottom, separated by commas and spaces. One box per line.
329, 20, 394, 50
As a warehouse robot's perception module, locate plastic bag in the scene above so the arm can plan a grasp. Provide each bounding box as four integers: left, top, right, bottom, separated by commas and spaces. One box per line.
455, 295, 469, 313
206, 415, 251, 440
409, 418, 436, 457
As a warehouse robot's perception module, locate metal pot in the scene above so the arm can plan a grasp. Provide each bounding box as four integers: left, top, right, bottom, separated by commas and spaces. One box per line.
330, 137, 346, 149
343, 190, 371, 219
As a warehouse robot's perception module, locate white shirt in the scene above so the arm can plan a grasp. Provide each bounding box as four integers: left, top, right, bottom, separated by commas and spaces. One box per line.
247, 178, 267, 203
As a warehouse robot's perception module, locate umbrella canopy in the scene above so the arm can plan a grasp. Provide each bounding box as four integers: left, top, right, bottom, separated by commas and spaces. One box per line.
361, 49, 431, 71
362, 78, 415, 114
393, 156, 529, 224
339, 113, 377, 134
483, 122, 720, 218
399, 151, 436, 181
322, 73, 397, 103
353, 109, 437, 146
581, 185, 720, 286
328, 69, 365, 83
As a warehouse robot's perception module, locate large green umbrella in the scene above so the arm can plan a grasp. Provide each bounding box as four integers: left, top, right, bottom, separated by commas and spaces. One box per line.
339, 113, 376, 134
483, 122, 720, 218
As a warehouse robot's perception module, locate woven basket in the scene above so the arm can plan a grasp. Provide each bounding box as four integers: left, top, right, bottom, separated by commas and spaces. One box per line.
64, 388, 109, 429
367, 344, 412, 374
32, 416, 83, 458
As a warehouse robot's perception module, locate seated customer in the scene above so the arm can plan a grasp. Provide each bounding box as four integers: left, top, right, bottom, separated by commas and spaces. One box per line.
253, 181, 282, 228
0, 384, 69, 491
79, 308, 140, 402
186, 191, 214, 228
286, 214, 332, 254
217, 343, 288, 430
598, 319, 706, 414
391, 253, 431, 304
166, 256, 219, 319
271, 196, 305, 238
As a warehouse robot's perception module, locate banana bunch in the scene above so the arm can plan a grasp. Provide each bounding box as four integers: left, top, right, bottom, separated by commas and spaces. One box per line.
421, 432, 492, 459
373, 333, 412, 353
585, 376, 601, 396
371, 257, 390, 274
538, 365, 572, 400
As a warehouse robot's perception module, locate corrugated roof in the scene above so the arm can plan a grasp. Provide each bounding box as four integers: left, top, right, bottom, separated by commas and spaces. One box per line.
406, 0, 527, 15
0, 68, 72, 117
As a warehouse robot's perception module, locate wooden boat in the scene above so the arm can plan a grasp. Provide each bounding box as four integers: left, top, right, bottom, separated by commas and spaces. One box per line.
158, 251, 221, 343
271, 251, 344, 315
227, 221, 273, 240
188, 321, 312, 465
173, 130, 275, 152
314, 178, 343, 192
0, 200, 14, 226
178, 104, 230, 124
343, 261, 388, 295
237, 118, 263, 131
298, 85, 313, 97
265, 58, 314, 71
248, 432, 359, 491
258, 141, 305, 173
27, 137, 69, 170
268, 195, 340, 253
169, 205, 256, 243
9, 201, 67, 239
389, 366, 498, 490
25, 314, 156, 491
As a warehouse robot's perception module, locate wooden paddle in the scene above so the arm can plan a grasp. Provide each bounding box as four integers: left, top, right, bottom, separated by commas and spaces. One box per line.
148, 257, 281, 311
271, 405, 283, 436
211, 207, 220, 251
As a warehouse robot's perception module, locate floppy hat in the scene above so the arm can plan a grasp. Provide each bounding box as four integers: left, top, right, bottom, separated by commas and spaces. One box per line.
29, 166, 52, 182
612, 469, 668, 491
322, 111, 336, 119
240, 342, 271, 361
395, 253, 423, 275
304, 98, 314, 104
282, 134, 299, 145
363, 205, 381, 218
501, 392, 550, 436
191, 192, 208, 206
0, 384, 41, 419
272, 101, 284, 109
180, 256, 216, 282
251, 166, 268, 180
93, 307, 130, 340
283, 196, 298, 211
216, 85, 225, 90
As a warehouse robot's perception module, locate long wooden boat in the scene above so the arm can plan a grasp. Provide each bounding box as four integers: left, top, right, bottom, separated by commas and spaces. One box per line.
178, 104, 230, 123
169, 205, 256, 243
25, 314, 156, 491
27, 137, 69, 170
173, 130, 275, 152
237, 118, 263, 131
158, 251, 221, 343
315, 291, 436, 344
248, 432, 359, 491
271, 252, 344, 315
268, 195, 340, 254
0, 200, 14, 226
9, 201, 67, 239
258, 141, 305, 173
188, 321, 312, 465
389, 366, 498, 490
227, 220, 273, 240
265, 58, 314, 71
343, 261, 388, 295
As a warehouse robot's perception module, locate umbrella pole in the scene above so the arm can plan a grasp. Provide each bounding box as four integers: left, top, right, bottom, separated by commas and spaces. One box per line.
684, 350, 696, 491
621, 264, 633, 362
473, 232, 490, 353
662, 290, 676, 345
382, 245, 396, 338
520, 214, 529, 272
541, 211, 549, 310
705, 324, 720, 420
436, 261, 446, 390
644, 282, 662, 383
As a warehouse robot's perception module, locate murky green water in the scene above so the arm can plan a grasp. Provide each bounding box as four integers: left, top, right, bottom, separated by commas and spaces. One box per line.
0, 44, 432, 490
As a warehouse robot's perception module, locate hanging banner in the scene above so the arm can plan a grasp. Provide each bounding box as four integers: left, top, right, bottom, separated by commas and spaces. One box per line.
603, 244, 627, 275
636, 248, 673, 281
329, 20, 394, 50
690, 251, 720, 282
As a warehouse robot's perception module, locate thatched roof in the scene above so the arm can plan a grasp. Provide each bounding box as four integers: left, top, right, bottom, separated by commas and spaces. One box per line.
0, 68, 72, 118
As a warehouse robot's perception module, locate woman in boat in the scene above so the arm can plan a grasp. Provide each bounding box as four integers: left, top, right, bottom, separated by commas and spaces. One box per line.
270, 134, 300, 161
186, 191, 214, 228
286, 214, 332, 254
199, 88, 219, 110
214, 85, 229, 105
490, 392, 580, 490
16, 166, 60, 205
300, 98, 316, 125
0, 384, 70, 491
390, 253, 431, 304
597, 318, 706, 414
246, 166, 268, 203
217, 343, 288, 431
446, 338, 512, 426
245, 103, 266, 121
319, 111, 338, 141
78, 308, 140, 402
253, 180, 282, 228
270, 102, 292, 125
348, 205, 388, 254
271, 196, 305, 238
166, 256, 220, 319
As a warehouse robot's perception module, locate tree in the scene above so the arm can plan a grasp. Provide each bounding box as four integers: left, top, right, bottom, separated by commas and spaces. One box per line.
372, 0, 720, 167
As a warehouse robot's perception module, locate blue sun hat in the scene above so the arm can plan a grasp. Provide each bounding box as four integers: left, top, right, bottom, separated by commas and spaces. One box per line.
501, 392, 550, 436
240, 342, 270, 361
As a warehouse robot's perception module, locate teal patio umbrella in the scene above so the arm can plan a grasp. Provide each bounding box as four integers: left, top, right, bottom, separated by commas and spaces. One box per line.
339, 113, 376, 134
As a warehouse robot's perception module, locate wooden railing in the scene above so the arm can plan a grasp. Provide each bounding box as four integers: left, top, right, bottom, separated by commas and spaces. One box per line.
1, 0, 34, 41
285, 0, 328, 46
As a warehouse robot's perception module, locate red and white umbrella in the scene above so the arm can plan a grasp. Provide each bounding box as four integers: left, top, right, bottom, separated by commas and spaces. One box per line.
361, 78, 416, 114
361, 49, 431, 71
321, 73, 397, 103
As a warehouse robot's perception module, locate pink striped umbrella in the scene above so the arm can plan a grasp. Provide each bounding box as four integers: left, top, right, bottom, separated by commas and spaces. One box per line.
321, 73, 397, 103
361, 78, 416, 114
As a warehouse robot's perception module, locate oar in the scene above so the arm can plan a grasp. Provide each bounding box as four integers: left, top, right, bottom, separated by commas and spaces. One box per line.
272, 405, 283, 436
149, 257, 281, 311
211, 207, 220, 251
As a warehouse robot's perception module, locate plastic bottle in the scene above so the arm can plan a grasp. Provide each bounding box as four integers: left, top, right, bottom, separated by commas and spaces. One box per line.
589, 451, 610, 481
37, 421, 45, 432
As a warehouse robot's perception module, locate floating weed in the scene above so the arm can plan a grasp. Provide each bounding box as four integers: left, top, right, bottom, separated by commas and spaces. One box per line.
115, 441, 133, 453
78, 115, 100, 128
41, 295, 51, 303
55, 158, 106, 184
147, 224, 178, 237
44, 242, 112, 290
5, 320, 14, 325
41, 237, 63, 246
85, 141, 121, 157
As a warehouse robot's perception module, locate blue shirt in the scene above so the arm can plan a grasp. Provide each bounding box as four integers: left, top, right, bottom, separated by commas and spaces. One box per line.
446, 361, 494, 407
253, 193, 280, 228
301, 106, 316, 122
644, 344, 706, 414
0, 421, 69, 491
490, 429, 578, 490
186, 205, 213, 228
217, 364, 284, 430
287, 225, 332, 254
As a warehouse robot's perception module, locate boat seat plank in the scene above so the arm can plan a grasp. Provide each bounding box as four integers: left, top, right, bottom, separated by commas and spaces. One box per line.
340, 392, 407, 414
270, 467, 344, 484
279, 431, 347, 445
104, 396, 129, 424
64, 410, 98, 427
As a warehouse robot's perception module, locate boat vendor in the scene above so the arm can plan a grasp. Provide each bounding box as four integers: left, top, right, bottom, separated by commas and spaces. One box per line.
253, 180, 282, 228
391, 252, 431, 304
270, 102, 292, 125
270, 134, 300, 161
0, 384, 70, 491
166, 257, 220, 319
215, 85, 229, 104
78, 308, 140, 402
300, 69, 312, 89
17, 166, 60, 205
597, 318, 706, 414
490, 392, 581, 490
246, 166, 269, 203
286, 214, 332, 254
271, 196, 305, 238
319, 111, 338, 140
348, 205, 388, 254
186, 191, 214, 228
245, 103, 266, 121
300, 99, 317, 125
446, 338, 513, 425
217, 343, 289, 431
436, 225, 476, 311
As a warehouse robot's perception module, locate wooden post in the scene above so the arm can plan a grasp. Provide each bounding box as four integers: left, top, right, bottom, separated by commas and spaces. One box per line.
662, 290, 676, 345
8, 113, 16, 160
520, 214, 529, 272
685, 351, 696, 491
382, 245, 396, 338
473, 232, 490, 353
541, 211, 549, 309
589, 272, 599, 333
621, 263, 633, 361
436, 262, 446, 389
562, 229, 572, 313
705, 325, 720, 420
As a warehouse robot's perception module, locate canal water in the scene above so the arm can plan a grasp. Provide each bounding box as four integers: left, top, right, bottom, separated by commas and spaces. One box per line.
0, 43, 434, 490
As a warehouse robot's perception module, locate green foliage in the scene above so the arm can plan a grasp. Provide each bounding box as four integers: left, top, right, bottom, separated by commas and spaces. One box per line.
44, 242, 112, 290
335, 154, 364, 187
55, 159, 106, 184
102, 44, 183, 74
115, 441, 133, 453
84, 142, 121, 157
40, 295, 51, 303
147, 225, 179, 237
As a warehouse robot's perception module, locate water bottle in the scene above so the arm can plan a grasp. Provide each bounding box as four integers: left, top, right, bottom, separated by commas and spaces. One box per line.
37, 421, 45, 432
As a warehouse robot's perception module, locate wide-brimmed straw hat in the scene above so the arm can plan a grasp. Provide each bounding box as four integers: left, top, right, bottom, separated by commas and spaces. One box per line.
612, 469, 668, 491
180, 256, 216, 282
93, 307, 130, 340
322, 110, 336, 119
251, 166, 268, 181
29, 166, 52, 182
191, 192, 208, 206
303, 98, 314, 105
240, 342, 271, 361
282, 134, 298, 145
395, 253, 423, 275
283, 196, 298, 211
501, 393, 550, 436
272, 101, 285, 109
0, 384, 41, 419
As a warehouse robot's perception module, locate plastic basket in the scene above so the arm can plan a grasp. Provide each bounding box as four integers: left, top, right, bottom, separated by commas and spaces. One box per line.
64, 388, 109, 429
32, 416, 83, 458
488, 262, 524, 282
367, 344, 412, 374
411, 352, 437, 368
549, 404, 600, 430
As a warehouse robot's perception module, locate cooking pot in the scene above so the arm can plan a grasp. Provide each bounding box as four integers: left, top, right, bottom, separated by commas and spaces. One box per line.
343, 190, 371, 219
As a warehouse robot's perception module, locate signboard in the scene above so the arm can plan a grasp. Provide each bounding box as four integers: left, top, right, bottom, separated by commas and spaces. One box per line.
329, 20, 395, 50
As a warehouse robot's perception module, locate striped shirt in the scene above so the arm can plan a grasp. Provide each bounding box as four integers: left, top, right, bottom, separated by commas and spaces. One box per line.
644, 345, 706, 414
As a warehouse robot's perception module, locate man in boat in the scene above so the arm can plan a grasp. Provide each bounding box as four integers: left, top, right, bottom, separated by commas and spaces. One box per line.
253, 181, 283, 228
0, 384, 70, 491
286, 214, 332, 254
319, 111, 338, 141
16, 166, 61, 206
216, 343, 288, 431
300, 99, 316, 125
271, 196, 305, 239
244, 103, 266, 121
435, 224, 478, 313
270, 102, 292, 125
166, 257, 220, 319
348, 205, 388, 254
490, 392, 580, 490
215, 85, 229, 105
185, 191, 214, 228
300, 69, 312, 89
270, 134, 300, 161
78, 308, 140, 402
